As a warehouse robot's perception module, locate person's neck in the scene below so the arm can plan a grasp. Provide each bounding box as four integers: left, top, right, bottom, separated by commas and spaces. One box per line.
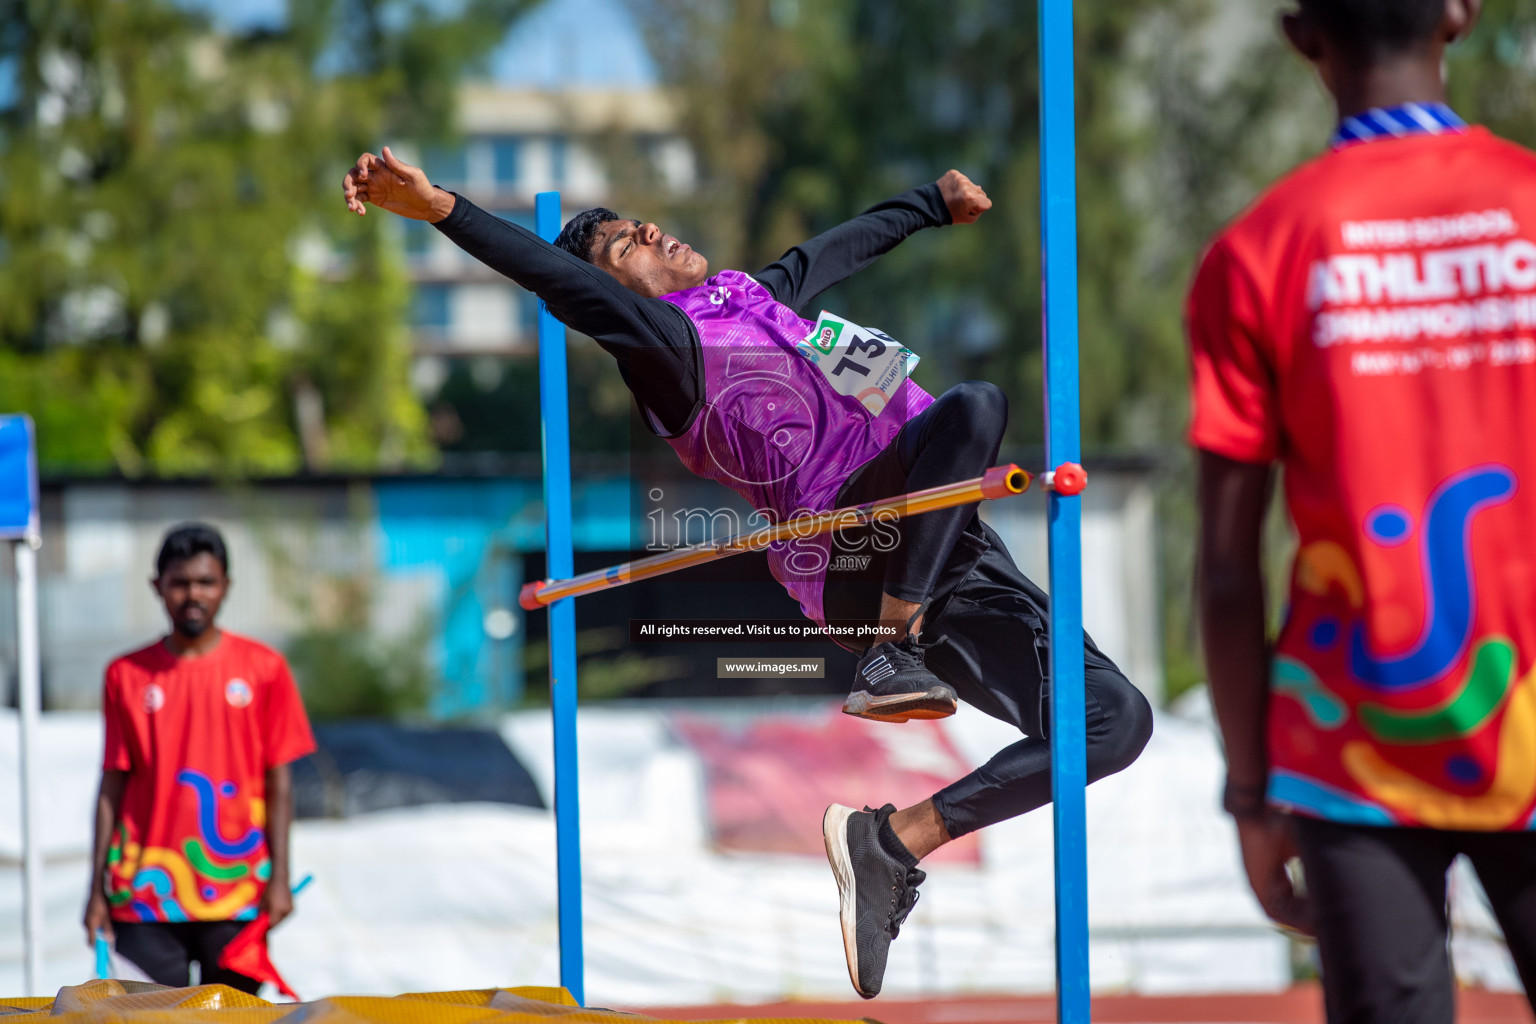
165, 626, 223, 658
1331, 54, 1448, 122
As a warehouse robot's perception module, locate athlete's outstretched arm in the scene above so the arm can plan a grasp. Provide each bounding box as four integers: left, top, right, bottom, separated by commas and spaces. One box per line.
342, 148, 699, 432
342, 148, 684, 343
755, 170, 991, 315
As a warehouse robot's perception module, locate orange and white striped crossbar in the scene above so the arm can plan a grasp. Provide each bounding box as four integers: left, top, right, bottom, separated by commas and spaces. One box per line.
519, 462, 1085, 610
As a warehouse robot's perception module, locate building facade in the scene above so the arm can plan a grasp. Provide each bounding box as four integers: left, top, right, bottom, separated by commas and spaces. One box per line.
400, 86, 694, 362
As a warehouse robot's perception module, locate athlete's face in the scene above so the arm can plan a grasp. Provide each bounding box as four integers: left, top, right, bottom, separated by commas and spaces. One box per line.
153, 553, 228, 639
589, 218, 710, 298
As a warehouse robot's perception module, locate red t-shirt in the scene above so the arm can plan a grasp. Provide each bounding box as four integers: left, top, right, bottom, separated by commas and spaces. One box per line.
102, 631, 316, 921
1188, 127, 1536, 831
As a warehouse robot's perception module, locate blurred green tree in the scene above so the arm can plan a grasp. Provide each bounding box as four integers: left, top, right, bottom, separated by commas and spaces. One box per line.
284, 574, 437, 721
1447, 0, 1536, 146
0, 0, 539, 476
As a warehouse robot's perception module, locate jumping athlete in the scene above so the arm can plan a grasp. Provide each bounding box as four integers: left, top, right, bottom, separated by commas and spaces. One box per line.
343, 150, 1152, 998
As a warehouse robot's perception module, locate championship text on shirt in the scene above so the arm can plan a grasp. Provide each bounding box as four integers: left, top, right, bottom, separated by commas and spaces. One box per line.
1308, 208, 1536, 361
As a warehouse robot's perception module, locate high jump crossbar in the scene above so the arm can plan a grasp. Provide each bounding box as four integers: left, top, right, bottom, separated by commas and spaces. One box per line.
518, 464, 1070, 610
534, 0, 1091, 1009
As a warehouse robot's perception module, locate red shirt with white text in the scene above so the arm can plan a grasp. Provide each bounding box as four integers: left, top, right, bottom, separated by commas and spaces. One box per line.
1188, 127, 1536, 830
102, 632, 315, 921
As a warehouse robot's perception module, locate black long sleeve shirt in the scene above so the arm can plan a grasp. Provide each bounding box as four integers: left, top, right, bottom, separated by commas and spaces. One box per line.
433, 183, 952, 436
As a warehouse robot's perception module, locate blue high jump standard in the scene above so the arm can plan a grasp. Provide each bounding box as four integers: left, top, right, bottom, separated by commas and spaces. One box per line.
535, 191, 585, 1006
1040, 1, 1092, 1021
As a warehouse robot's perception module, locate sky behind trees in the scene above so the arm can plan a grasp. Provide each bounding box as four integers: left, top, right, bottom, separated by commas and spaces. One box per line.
182, 0, 660, 88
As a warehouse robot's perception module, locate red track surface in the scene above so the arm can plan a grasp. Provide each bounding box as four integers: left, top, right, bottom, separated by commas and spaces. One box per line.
631, 985, 1533, 1023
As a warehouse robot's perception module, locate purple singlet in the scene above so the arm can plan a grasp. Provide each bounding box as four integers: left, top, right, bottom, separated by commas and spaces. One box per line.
661, 270, 933, 625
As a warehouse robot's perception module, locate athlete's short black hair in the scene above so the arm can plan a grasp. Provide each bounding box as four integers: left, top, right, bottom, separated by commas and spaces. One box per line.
554, 207, 621, 264
1297, 0, 1447, 59
156, 522, 228, 577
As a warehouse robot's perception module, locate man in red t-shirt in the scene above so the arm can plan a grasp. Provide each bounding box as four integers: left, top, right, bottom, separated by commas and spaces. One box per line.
1190, 0, 1536, 1019
1190, 0, 1536, 1018
82, 523, 316, 992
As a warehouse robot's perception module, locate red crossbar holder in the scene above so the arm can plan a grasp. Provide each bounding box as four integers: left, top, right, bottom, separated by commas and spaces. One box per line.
1042, 462, 1087, 496
519, 579, 547, 611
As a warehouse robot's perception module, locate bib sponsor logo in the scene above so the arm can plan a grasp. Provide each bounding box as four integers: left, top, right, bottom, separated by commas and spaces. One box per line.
808, 319, 845, 355
144, 684, 166, 714
225, 678, 253, 708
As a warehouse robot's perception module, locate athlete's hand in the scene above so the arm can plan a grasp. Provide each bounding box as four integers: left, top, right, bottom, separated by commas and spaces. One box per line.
937, 169, 991, 225
261, 878, 295, 929
1235, 813, 1314, 936
83, 891, 114, 946
342, 146, 455, 222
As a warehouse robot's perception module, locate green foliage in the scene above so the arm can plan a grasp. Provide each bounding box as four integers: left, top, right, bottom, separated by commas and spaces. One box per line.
522, 627, 689, 703
0, 0, 539, 476
1134, 4, 1323, 703
430, 340, 638, 456
242, 488, 438, 720
287, 626, 435, 721
283, 575, 437, 721
1448, 1, 1536, 146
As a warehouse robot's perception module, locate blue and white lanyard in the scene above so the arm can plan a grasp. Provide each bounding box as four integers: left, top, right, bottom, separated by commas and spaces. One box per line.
1331, 102, 1467, 148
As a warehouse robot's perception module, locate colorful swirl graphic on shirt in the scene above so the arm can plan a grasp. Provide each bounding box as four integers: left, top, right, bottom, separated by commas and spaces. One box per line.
1270, 463, 1536, 829
106, 769, 269, 922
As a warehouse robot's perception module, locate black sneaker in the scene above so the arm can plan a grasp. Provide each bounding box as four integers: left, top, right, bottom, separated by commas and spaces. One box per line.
822, 803, 925, 999
843, 635, 957, 723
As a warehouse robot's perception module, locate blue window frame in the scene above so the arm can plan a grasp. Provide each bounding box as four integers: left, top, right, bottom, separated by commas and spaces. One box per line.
424, 146, 467, 188
412, 284, 452, 330
494, 209, 538, 233
549, 137, 568, 185
403, 219, 432, 257
518, 286, 540, 340
492, 137, 520, 187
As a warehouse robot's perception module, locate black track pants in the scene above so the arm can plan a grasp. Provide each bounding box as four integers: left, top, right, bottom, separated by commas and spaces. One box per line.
1293, 816, 1536, 1024
918, 524, 1153, 837
824, 382, 1153, 837
826, 380, 1008, 610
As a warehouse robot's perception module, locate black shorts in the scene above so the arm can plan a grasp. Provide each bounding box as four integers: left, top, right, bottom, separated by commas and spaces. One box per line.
112, 920, 262, 993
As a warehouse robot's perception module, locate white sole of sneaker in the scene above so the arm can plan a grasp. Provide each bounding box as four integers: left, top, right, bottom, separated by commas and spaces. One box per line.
842, 685, 958, 723
821, 803, 870, 998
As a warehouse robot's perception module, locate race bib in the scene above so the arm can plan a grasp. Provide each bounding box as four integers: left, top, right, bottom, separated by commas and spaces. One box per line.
796, 311, 920, 415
